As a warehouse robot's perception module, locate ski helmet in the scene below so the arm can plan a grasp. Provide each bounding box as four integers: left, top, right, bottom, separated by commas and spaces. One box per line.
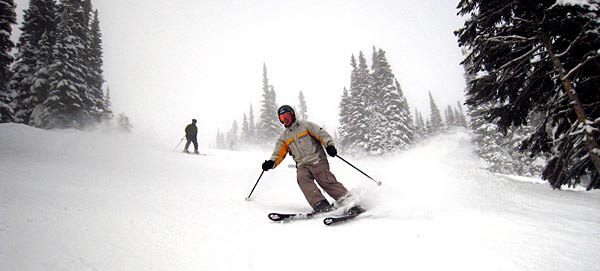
277, 105, 295, 116
277, 105, 296, 125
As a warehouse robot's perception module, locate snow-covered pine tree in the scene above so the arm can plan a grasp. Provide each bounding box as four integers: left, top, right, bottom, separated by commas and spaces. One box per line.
0, 0, 16, 123
469, 102, 516, 174
367, 48, 389, 154
455, 101, 468, 127
215, 130, 224, 149
297, 90, 308, 120
85, 9, 105, 123
241, 113, 250, 145
117, 113, 132, 132
425, 119, 432, 135
469, 102, 545, 177
445, 105, 456, 127
394, 78, 414, 147
338, 87, 352, 150
370, 48, 414, 152
457, 0, 600, 190
82, 0, 92, 28
257, 64, 279, 144
414, 109, 425, 138
101, 86, 113, 124
247, 104, 257, 145
428, 91, 443, 134
9, 0, 57, 124
29, 23, 57, 126
226, 120, 238, 150
347, 52, 372, 153
35, 0, 91, 129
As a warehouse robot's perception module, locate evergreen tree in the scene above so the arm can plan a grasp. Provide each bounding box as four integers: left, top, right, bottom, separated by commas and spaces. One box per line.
9, 0, 57, 124
470, 102, 545, 177
393, 78, 415, 148
215, 130, 224, 149
257, 64, 279, 143
338, 87, 352, 150
82, 0, 92, 29
35, 0, 91, 129
340, 48, 414, 153
371, 49, 414, 152
0, 0, 16, 123
241, 113, 250, 145
445, 105, 456, 127
86, 9, 105, 122
29, 29, 55, 125
425, 119, 432, 135
428, 91, 443, 134
117, 113, 132, 132
457, 0, 600, 189
297, 90, 308, 120
347, 52, 371, 152
414, 109, 425, 138
455, 101, 468, 127
248, 104, 256, 144
367, 48, 387, 154
101, 86, 113, 124
226, 120, 238, 150
469, 102, 515, 174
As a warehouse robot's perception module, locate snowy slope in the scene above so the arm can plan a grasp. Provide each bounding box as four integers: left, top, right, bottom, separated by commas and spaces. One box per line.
1, 123, 599, 270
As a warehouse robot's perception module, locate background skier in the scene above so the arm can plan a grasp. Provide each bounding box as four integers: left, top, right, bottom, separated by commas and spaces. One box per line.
261, 105, 363, 214
184, 119, 199, 154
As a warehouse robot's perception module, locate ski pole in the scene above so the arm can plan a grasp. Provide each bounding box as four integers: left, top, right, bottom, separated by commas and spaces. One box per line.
336, 155, 382, 186
245, 170, 265, 200
172, 136, 185, 152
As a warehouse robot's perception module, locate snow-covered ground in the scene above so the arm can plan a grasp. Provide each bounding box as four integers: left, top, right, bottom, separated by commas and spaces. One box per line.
1, 123, 599, 270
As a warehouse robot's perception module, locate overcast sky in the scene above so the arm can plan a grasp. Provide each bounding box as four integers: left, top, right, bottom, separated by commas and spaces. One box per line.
12, 0, 466, 146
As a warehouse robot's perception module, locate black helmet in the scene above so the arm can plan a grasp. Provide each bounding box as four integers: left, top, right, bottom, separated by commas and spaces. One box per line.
277, 105, 296, 126
277, 105, 295, 116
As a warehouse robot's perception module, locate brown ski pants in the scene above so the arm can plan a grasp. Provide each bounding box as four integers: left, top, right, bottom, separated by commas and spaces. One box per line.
296, 159, 349, 209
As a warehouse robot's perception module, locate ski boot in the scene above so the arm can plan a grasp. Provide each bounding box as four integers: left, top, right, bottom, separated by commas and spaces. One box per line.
313, 200, 335, 213
347, 205, 366, 215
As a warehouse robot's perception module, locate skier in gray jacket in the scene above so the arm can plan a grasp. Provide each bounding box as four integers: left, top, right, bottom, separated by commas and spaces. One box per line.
262, 105, 357, 213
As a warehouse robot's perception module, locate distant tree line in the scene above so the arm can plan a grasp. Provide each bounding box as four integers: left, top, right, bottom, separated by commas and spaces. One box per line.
218, 49, 467, 153
0, 0, 131, 132
456, 0, 600, 190
216, 63, 314, 150
338, 48, 468, 155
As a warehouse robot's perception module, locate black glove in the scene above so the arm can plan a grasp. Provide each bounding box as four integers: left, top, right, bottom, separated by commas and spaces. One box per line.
262, 160, 275, 171
326, 145, 337, 157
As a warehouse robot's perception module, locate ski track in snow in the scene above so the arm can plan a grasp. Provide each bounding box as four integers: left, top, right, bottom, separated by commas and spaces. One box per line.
0, 123, 599, 270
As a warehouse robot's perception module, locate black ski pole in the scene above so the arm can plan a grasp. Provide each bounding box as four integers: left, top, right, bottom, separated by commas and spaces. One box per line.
336, 155, 382, 186
172, 136, 185, 152
245, 170, 265, 200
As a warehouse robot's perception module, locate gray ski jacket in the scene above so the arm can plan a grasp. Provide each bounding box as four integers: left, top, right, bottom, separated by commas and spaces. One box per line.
269, 120, 335, 168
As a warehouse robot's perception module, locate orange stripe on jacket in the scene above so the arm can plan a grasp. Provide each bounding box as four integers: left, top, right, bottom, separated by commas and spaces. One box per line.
298, 130, 326, 145
308, 131, 326, 145
296, 130, 310, 138
275, 137, 294, 166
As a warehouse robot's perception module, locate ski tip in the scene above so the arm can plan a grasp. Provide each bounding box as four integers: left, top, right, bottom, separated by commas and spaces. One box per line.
268, 213, 283, 221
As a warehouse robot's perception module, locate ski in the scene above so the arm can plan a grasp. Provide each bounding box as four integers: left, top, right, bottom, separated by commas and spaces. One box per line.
323, 207, 365, 226
269, 206, 364, 225
182, 152, 208, 156
268, 212, 315, 222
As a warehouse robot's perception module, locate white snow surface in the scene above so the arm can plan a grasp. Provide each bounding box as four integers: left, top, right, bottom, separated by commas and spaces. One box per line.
1, 123, 599, 270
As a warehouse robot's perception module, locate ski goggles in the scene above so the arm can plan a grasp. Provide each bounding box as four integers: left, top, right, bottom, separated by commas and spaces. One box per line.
279, 112, 292, 122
